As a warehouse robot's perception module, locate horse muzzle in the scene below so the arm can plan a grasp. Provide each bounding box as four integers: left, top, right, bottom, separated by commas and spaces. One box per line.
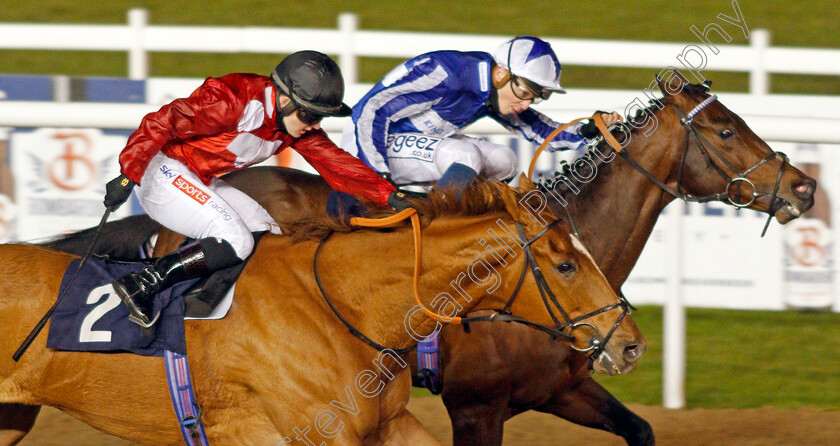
591, 338, 647, 376
773, 177, 816, 224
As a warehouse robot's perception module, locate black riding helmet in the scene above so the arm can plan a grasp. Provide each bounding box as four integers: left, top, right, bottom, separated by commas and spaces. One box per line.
270, 50, 352, 119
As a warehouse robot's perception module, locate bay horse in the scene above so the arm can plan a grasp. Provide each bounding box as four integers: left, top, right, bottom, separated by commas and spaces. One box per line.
155, 71, 814, 445
29, 71, 815, 445
0, 181, 645, 445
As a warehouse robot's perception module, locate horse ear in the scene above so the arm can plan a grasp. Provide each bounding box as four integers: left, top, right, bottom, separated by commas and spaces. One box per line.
503, 181, 553, 228
518, 173, 538, 191
656, 68, 689, 97
500, 183, 526, 222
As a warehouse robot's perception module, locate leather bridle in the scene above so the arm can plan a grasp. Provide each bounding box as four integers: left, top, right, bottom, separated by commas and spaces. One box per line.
313, 211, 628, 362
530, 93, 791, 238
614, 94, 789, 235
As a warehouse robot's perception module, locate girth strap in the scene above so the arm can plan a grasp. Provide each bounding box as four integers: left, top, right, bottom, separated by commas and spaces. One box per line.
164, 350, 209, 446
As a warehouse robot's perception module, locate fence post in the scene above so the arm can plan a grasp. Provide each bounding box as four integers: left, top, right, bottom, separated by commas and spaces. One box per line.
663, 200, 686, 409
128, 8, 148, 80
749, 29, 770, 95
338, 13, 358, 85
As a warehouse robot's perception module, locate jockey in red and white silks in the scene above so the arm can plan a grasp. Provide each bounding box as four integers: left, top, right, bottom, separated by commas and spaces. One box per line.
119, 73, 393, 259
103, 51, 410, 328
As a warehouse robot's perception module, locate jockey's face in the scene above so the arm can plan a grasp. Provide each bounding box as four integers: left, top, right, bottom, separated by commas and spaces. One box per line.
493, 67, 533, 116
276, 94, 322, 138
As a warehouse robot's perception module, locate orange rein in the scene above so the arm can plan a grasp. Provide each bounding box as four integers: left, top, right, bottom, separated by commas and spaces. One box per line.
350, 209, 462, 324
350, 113, 621, 327
526, 113, 623, 179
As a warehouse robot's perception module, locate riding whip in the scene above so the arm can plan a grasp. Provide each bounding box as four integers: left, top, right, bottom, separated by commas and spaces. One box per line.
12, 208, 112, 362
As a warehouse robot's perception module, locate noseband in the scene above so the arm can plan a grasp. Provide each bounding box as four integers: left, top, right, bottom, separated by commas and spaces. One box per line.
313, 216, 628, 362
472, 219, 629, 360
615, 94, 789, 235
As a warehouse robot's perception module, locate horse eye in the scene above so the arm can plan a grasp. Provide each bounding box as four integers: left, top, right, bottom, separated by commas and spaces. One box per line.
556, 261, 576, 275
719, 129, 733, 139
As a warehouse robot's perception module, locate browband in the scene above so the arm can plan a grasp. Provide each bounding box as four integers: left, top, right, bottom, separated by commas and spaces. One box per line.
681, 94, 718, 124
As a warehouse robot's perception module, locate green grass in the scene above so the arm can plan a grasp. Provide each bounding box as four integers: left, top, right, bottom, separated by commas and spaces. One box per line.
0, 0, 838, 93
594, 305, 840, 410
412, 306, 840, 411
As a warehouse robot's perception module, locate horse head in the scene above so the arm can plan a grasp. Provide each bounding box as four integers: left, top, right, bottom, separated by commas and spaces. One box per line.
470, 177, 646, 375
650, 69, 815, 222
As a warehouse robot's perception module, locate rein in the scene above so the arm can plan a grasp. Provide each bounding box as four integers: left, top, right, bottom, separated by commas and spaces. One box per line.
313, 209, 421, 354
667, 96, 788, 236
313, 207, 627, 358
528, 95, 789, 237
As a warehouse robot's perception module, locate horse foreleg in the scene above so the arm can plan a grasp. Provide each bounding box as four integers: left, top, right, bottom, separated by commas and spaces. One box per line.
536, 377, 654, 446
367, 409, 442, 446
0, 403, 40, 446
444, 399, 506, 446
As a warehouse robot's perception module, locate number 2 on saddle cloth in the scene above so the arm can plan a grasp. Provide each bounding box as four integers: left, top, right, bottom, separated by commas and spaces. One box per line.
46, 256, 197, 356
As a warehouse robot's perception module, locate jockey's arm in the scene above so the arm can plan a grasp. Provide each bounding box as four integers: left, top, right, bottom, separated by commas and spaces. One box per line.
293, 130, 395, 207
118, 78, 239, 184
492, 109, 624, 153
491, 108, 586, 153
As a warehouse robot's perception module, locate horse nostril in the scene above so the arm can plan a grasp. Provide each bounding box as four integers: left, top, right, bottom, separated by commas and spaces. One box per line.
791, 179, 816, 200
623, 344, 641, 362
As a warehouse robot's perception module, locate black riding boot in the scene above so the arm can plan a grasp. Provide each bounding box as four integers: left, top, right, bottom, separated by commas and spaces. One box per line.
112, 237, 240, 328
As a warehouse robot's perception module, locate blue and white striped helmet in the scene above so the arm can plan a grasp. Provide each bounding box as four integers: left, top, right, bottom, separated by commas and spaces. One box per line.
493, 36, 566, 94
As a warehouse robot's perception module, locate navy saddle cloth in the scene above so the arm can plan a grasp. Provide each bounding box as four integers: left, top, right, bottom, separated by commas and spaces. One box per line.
46, 257, 197, 357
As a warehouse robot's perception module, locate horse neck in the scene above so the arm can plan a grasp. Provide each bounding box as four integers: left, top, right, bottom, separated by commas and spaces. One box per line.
323, 213, 509, 350
569, 118, 685, 288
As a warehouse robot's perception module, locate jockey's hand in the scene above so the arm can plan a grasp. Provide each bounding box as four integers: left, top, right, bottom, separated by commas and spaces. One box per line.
599, 111, 624, 126
388, 191, 415, 213
104, 173, 136, 210
580, 111, 625, 139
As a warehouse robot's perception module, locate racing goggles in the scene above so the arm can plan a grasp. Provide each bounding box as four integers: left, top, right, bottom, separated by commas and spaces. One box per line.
510, 75, 551, 104
296, 107, 324, 125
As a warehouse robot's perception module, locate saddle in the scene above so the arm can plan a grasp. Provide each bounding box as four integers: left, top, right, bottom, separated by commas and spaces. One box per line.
181, 231, 265, 318
45, 231, 265, 357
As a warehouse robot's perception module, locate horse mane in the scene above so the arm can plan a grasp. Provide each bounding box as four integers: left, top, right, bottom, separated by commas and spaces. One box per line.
682, 81, 713, 98
283, 180, 514, 243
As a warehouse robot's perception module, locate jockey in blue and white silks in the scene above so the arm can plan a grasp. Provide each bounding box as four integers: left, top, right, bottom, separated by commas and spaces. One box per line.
339, 36, 623, 191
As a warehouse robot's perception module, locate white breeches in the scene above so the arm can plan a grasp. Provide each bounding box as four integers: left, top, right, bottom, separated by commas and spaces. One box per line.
135, 153, 281, 260
342, 129, 517, 185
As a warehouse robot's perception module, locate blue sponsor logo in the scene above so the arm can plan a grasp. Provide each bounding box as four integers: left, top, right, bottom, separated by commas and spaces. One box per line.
388, 134, 441, 153
208, 200, 233, 221
422, 119, 445, 134
159, 164, 178, 179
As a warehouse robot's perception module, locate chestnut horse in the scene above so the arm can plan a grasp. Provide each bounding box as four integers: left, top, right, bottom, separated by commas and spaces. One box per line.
154, 72, 815, 445
0, 181, 645, 445
27, 71, 815, 445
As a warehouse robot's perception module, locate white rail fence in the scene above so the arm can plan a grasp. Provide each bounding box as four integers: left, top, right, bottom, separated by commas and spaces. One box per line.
1, 9, 840, 92
2, 11, 839, 412
1, 89, 838, 143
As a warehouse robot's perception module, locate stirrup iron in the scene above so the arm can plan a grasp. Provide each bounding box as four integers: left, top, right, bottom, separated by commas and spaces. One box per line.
116, 286, 161, 328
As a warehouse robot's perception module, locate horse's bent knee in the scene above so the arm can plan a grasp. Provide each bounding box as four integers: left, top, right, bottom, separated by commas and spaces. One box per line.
0, 403, 41, 446
0, 431, 28, 446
